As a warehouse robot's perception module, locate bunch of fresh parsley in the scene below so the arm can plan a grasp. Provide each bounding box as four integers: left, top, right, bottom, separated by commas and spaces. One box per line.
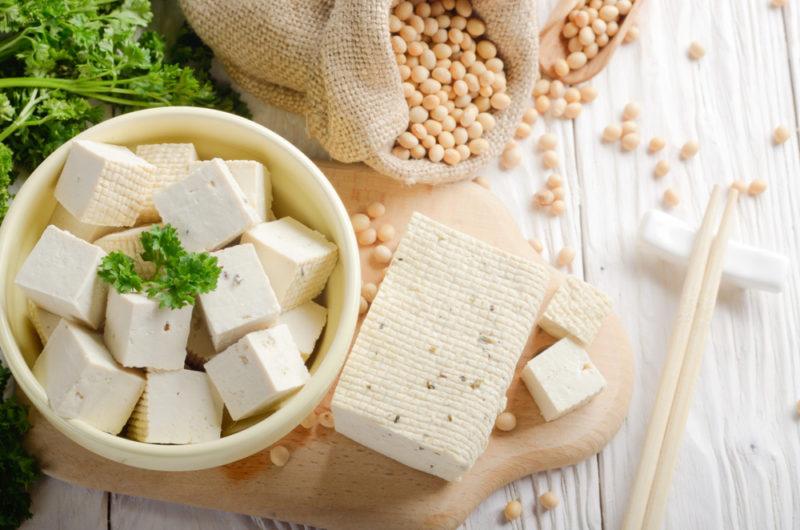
0, 364, 39, 530
0, 0, 248, 221
98, 224, 221, 309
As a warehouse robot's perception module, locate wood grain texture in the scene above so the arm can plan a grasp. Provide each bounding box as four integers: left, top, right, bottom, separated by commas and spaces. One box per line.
23, 162, 633, 530
20, 0, 800, 527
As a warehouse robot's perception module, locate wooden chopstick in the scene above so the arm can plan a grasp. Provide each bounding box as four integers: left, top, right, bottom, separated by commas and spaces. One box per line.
621, 185, 725, 530
641, 188, 739, 528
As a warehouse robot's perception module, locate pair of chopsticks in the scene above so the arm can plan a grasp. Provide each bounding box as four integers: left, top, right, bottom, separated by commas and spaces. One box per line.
622, 185, 739, 530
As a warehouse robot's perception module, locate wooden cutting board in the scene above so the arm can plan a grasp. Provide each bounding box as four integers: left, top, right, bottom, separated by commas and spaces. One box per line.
24, 161, 634, 530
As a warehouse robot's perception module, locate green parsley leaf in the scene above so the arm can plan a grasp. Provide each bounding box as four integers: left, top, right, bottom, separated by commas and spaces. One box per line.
0, 363, 40, 530
97, 224, 221, 310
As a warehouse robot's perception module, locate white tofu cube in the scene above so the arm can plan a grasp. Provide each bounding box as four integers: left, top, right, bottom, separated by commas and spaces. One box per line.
93, 225, 155, 277
135, 143, 199, 222
54, 140, 156, 226
199, 244, 281, 351
32, 320, 145, 434
15, 226, 108, 329
275, 301, 327, 360
521, 337, 607, 421
27, 300, 62, 345
539, 275, 612, 345
104, 290, 192, 370
190, 160, 271, 221
242, 217, 338, 310
153, 158, 259, 252
49, 204, 115, 242
127, 369, 223, 444
205, 325, 309, 421
185, 305, 217, 369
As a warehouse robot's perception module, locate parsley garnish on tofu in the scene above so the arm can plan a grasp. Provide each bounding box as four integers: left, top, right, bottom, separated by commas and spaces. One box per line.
98, 224, 221, 310
0, 364, 39, 529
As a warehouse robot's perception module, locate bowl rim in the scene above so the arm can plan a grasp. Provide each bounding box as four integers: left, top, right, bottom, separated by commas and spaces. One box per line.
0, 107, 360, 468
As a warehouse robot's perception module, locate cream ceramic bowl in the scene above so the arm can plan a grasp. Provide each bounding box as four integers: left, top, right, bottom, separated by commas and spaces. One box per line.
0, 107, 360, 471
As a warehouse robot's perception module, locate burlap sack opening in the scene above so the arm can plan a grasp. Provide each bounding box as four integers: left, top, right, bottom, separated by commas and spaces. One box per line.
180, 0, 539, 185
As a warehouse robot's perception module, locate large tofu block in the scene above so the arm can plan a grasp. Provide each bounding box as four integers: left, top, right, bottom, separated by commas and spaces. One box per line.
104, 290, 192, 370
521, 337, 606, 421
15, 226, 108, 329
205, 325, 309, 421
199, 244, 281, 351
135, 143, 199, 222
242, 217, 338, 310
153, 158, 259, 251
331, 213, 549, 481
27, 300, 62, 345
185, 305, 217, 369
33, 321, 145, 434
94, 225, 155, 276
276, 301, 327, 360
54, 140, 156, 226
49, 204, 115, 242
539, 275, 612, 345
190, 160, 272, 221
127, 369, 223, 444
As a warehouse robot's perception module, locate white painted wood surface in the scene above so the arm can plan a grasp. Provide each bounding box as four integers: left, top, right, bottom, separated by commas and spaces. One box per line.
17, 0, 800, 528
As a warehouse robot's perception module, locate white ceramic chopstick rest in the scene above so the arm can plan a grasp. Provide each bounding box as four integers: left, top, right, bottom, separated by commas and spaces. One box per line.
638, 209, 790, 293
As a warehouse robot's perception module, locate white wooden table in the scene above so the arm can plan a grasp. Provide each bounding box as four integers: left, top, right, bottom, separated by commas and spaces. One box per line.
18, 0, 800, 528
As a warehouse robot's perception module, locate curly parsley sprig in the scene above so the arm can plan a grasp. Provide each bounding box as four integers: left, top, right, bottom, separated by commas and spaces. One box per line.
98, 224, 221, 310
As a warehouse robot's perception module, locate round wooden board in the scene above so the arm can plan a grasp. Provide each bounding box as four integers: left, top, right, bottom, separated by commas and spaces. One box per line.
23, 161, 634, 530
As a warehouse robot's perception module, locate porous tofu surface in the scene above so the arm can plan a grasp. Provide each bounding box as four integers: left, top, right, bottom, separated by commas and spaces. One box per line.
127, 369, 223, 444
104, 290, 192, 370
275, 301, 327, 360
135, 143, 199, 221
32, 320, 145, 434
199, 244, 281, 351
190, 159, 271, 221
539, 275, 612, 345
185, 305, 217, 369
242, 217, 338, 310
54, 139, 156, 227
205, 325, 309, 421
331, 213, 549, 481
48, 204, 115, 243
521, 337, 607, 421
153, 158, 259, 251
15, 225, 108, 329
93, 225, 156, 276
27, 300, 62, 345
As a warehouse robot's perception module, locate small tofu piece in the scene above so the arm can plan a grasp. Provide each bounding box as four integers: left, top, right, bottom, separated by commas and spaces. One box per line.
242, 217, 338, 310
93, 225, 155, 276
275, 301, 327, 360
127, 369, 223, 444
54, 140, 156, 226
539, 275, 611, 345
205, 325, 309, 421
153, 158, 259, 251
15, 226, 108, 329
104, 290, 192, 370
49, 204, 115, 242
332, 213, 550, 481
190, 160, 272, 221
27, 300, 62, 344
199, 244, 281, 351
521, 337, 606, 421
135, 143, 199, 222
33, 321, 145, 434
185, 305, 217, 369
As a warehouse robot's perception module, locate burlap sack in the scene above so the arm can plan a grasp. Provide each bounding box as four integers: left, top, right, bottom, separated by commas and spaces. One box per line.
180, 0, 538, 185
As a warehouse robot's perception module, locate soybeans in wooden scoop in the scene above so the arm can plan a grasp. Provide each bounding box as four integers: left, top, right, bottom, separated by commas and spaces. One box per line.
539, 0, 644, 84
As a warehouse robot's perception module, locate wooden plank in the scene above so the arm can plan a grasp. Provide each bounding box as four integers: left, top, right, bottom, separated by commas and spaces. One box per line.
20, 477, 107, 530
571, 1, 800, 529
22, 162, 632, 530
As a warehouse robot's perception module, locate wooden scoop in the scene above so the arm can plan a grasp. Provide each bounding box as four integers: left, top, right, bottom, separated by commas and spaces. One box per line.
539, 0, 644, 85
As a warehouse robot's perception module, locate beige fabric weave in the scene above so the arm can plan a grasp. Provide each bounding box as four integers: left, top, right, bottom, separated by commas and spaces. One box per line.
180, 0, 538, 185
